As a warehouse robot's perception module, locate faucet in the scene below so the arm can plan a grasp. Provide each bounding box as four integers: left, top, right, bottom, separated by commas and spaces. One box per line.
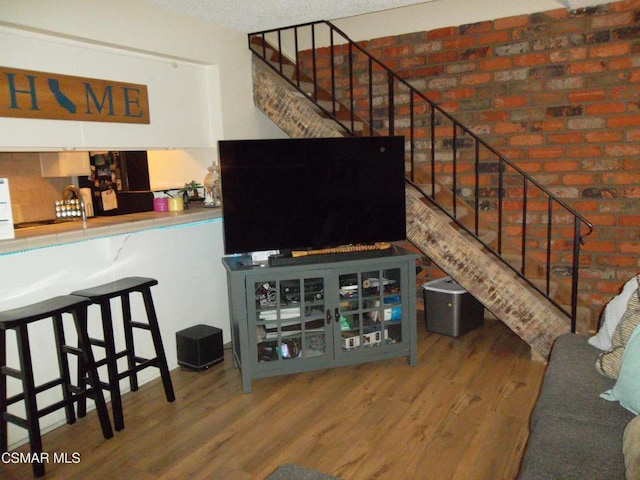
62, 184, 86, 222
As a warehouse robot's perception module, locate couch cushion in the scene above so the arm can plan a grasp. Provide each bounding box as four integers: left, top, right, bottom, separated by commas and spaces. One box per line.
596, 289, 640, 379
530, 333, 635, 429
623, 416, 640, 480
601, 323, 640, 415
590, 274, 639, 351
519, 415, 627, 480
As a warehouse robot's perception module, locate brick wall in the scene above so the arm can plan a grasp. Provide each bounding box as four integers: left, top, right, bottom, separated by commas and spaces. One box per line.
302, 0, 640, 316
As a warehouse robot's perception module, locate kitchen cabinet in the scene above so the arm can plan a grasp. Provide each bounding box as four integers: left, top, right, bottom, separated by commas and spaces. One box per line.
39, 152, 90, 177
223, 247, 418, 392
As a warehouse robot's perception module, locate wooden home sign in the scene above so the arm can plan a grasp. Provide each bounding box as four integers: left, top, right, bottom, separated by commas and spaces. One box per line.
0, 66, 150, 124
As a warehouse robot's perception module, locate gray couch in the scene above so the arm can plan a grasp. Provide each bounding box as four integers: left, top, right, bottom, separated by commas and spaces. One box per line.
518, 333, 636, 479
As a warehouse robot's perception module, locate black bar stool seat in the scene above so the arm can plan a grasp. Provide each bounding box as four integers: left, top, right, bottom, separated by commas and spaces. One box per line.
0, 295, 114, 478
71, 276, 175, 432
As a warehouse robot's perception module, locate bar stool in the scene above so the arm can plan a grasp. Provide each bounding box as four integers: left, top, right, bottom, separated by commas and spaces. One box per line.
0, 295, 114, 478
72, 277, 175, 432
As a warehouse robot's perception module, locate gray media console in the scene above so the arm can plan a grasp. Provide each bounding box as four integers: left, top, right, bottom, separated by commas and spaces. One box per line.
222, 246, 418, 392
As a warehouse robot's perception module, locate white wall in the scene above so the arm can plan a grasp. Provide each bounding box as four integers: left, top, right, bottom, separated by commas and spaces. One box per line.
1, 218, 228, 448
0, 0, 284, 145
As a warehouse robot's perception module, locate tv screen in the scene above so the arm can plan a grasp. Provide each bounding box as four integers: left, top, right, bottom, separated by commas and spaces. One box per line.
218, 136, 406, 255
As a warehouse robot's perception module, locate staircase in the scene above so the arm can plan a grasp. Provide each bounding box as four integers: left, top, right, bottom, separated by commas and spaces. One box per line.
248, 22, 593, 360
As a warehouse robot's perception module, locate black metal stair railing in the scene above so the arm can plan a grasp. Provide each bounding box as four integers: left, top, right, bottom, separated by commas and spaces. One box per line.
248, 21, 593, 332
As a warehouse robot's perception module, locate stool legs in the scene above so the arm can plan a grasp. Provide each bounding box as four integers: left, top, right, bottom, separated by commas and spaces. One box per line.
141, 288, 175, 403
99, 299, 125, 432
74, 277, 175, 432
1, 299, 113, 478
0, 329, 6, 454
73, 307, 114, 442
15, 324, 45, 477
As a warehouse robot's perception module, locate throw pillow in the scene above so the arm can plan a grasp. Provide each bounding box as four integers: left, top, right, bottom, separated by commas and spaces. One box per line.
595, 287, 640, 379
600, 323, 640, 415
590, 274, 640, 351
623, 416, 640, 480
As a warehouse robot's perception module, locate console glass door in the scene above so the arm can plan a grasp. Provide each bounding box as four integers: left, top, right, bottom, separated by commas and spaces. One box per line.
253, 275, 327, 363
337, 267, 402, 355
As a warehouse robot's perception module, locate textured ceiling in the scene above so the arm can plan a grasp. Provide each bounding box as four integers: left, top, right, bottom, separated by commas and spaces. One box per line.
140, 0, 438, 32
139, 0, 613, 33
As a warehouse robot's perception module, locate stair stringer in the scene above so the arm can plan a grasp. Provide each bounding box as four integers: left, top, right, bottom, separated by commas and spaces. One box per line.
405, 184, 568, 360
252, 59, 344, 139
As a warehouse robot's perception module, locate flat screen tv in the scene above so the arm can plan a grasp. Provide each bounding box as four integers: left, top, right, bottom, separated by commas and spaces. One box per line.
218, 136, 406, 256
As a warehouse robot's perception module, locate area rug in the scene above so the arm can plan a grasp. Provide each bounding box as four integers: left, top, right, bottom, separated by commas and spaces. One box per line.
265, 463, 340, 480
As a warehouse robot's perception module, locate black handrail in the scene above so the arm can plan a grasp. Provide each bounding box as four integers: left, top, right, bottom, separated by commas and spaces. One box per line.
248, 21, 593, 331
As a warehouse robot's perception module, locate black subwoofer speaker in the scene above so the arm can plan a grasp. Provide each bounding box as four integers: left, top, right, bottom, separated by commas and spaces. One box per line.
176, 324, 223, 370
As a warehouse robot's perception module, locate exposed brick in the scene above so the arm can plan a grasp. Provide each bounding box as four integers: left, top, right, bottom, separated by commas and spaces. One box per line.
495, 41, 531, 56
459, 20, 492, 36
596, 255, 637, 267
510, 134, 544, 145
567, 117, 606, 129
563, 173, 595, 185
494, 15, 529, 30
414, 40, 443, 54
578, 153, 614, 166
603, 171, 640, 185
513, 24, 549, 40
590, 42, 631, 57
585, 31, 612, 45
620, 242, 640, 254
550, 47, 588, 62
528, 146, 564, 158
547, 105, 583, 117
428, 51, 459, 63
568, 89, 607, 102
461, 46, 490, 60
514, 52, 550, 67
495, 122, 526, 134
479, 57, 512, 70
585, 130, 624, 142
494, 68, 529, 81
583, 241, 617, 253
620, 215, 640, 226
531, 119, 565, 131
547, 76, 584, 90
621, 186, 640, 198
478, 30, 511, 45
605, 144, 640, 156
428, 26, 457, 40
568, 60, 608, 74
493, 96, 527, 108
460, 72, 492, 85
593, 11, 634, 28
544, 159, 580, 171
608, 114, 640, 128
548, 132, 584, 144
613, 26, 640, 40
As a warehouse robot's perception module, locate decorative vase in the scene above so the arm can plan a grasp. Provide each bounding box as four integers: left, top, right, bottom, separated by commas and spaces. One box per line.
203, 163, 220, 207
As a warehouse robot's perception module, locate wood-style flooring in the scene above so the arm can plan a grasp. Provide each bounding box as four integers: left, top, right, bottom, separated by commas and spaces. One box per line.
2, 314, 546, 480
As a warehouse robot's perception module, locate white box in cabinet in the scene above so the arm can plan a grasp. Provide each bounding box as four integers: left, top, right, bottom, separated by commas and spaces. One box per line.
40, 152, 90, 177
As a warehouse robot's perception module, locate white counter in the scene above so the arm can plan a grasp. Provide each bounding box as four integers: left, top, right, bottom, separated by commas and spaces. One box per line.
0, 206, 229, 448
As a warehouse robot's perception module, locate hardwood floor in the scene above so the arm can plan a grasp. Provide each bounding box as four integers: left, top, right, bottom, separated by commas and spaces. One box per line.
3, 314, 546, 480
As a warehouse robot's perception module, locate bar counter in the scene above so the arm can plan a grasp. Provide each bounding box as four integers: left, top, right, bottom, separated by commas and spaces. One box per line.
1, 206, 222, 255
